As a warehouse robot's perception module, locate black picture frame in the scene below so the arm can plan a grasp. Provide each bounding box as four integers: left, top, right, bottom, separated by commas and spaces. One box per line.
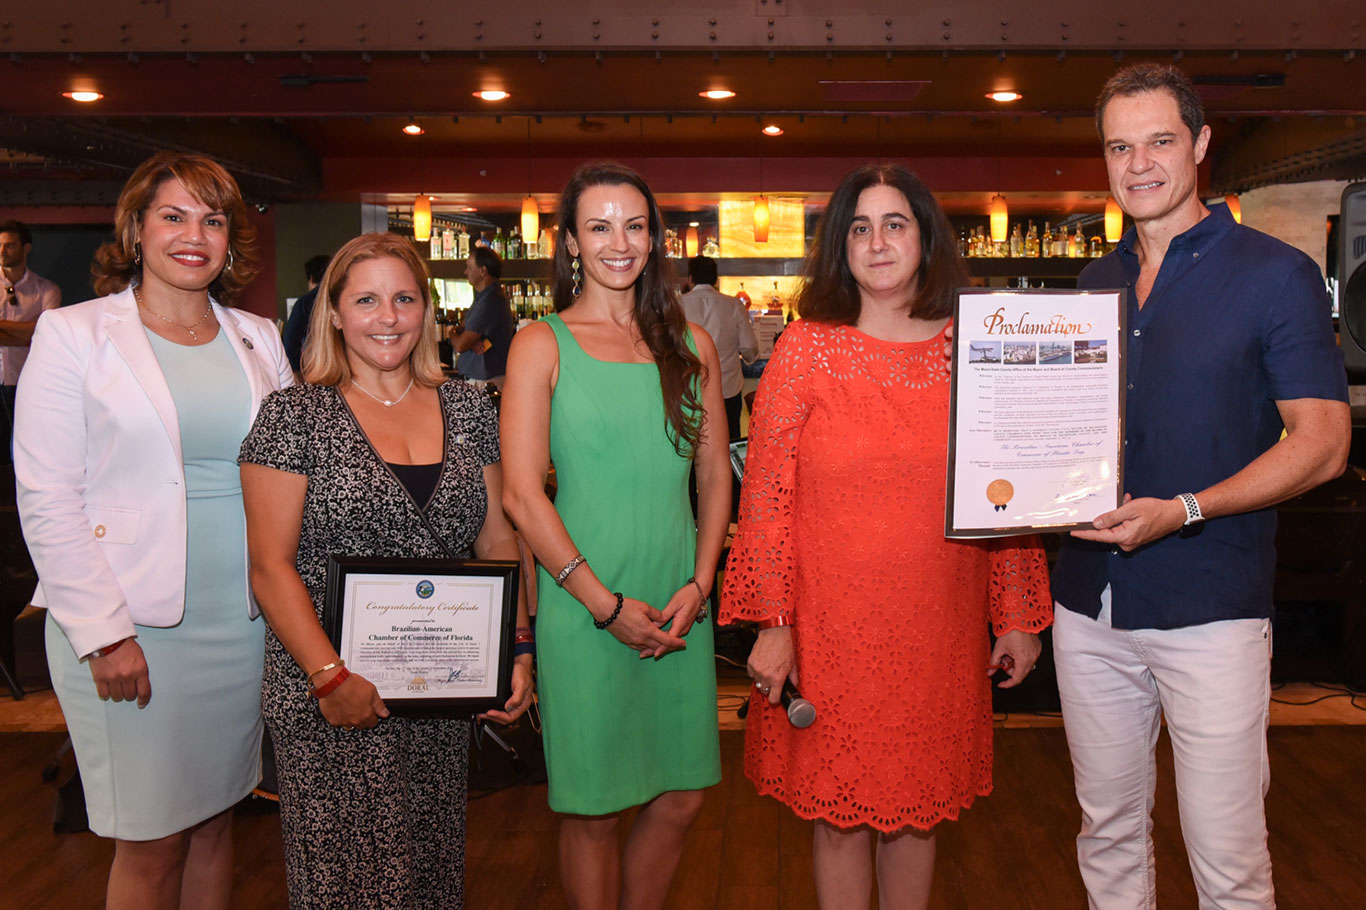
322, 556, 519, 716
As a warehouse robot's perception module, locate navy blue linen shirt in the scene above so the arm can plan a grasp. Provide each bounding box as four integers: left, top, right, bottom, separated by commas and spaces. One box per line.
1051, 204, 1348, 629
455, 284, 515, 380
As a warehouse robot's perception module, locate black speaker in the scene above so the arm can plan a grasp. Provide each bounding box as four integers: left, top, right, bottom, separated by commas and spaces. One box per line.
1339, 182, 1366, 381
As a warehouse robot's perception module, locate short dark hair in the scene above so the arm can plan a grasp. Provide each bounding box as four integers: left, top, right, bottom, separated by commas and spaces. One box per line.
796, 164, 965, 325
472, 244, 502, 279
0, 220, 32, 247
303, 254, 331, 285
687, 256, 718, 287
1095, 63, 1205, 143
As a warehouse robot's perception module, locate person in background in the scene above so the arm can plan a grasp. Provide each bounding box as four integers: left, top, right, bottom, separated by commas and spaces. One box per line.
721, 163, 1051, 910
15, 151, 291, 910
280, 252, 332, 374
501, 162, 729, 909
449, 245, 515, 387
240, 231, 532, 909
1053, 63, 1350, 910
0, 219, 61, 462
679, 255, 758, 441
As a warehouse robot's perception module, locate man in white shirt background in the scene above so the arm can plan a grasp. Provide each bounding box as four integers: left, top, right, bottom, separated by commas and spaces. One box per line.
680, 255, 758, 441
0, 220, 61, 463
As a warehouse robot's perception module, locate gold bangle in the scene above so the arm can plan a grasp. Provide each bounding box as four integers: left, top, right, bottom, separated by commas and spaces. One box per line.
756, 615, 793, 630
307, 659, 344, 681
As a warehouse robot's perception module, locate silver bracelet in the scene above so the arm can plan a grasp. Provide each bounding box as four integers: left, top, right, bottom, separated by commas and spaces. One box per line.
687, 576, 709, 623
555, 554, 586, 587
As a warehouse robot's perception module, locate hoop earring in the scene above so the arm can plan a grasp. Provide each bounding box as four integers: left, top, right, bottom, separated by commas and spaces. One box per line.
571, 256, 582, 298
133, 242, 142, 266
225, 248, 235, 272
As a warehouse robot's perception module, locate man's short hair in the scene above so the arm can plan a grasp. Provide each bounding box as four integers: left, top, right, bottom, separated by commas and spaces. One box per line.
1095, 63, 1205, 143
0, 220, 32, 246
304, 254, 332, 285
472, 245, 502, 280
687, 256, 718, 287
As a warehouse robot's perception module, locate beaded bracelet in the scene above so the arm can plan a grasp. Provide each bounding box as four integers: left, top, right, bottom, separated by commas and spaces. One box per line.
686, 576, 709, 623
594, 592, 625, 630
309, 666, 351, 699
555, 554, 586, 587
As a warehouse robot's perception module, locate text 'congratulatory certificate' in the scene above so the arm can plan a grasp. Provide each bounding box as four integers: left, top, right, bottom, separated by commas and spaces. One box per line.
946, 288, 1126, 538
323, 557, 519, 714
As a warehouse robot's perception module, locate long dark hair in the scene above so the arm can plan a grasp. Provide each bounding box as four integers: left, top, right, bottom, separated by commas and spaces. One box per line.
797, 163, 964, 325
551, 162, 704, 456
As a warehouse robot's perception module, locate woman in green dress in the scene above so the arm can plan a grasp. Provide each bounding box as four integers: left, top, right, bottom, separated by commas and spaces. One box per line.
501, 162, 729, 909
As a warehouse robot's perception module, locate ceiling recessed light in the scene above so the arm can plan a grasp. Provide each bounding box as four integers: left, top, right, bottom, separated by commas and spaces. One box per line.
62, 90, 103, 103
402, 121, 424, 136
474, 90, 510, 102
986, 91, 1023, 103
699, 89, 736, 100
761, 124, 784, 136
459, 206, 479, 213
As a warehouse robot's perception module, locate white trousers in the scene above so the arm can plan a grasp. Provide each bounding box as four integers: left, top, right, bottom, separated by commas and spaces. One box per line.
1053, 588, 1274, 910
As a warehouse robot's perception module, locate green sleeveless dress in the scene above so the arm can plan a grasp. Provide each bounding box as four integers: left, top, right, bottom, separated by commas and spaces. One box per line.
537, 313, 721, 815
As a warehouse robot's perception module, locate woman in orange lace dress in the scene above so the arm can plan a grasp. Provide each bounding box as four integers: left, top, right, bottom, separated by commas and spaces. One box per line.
720, 164, 1052, 909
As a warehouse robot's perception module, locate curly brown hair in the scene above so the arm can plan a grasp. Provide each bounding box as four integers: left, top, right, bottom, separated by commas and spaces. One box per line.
92, 151, 259, 302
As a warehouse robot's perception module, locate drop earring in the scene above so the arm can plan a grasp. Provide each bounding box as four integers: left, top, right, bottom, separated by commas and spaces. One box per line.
133, 241, 142, 266
571, 256, 582, 298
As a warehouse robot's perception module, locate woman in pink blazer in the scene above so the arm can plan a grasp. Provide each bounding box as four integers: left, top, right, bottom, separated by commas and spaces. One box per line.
14, 152, 292, 910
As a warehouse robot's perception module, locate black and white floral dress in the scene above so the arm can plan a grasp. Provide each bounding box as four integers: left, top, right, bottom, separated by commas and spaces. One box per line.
239, 380, 498, 910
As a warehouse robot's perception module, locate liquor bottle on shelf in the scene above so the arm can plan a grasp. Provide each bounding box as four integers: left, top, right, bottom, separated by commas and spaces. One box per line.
1041, 222, 1053, 258
1025, 222, 1038, 258
958, 231, 968, 257
768, 281, 782, 312
537, 229, 551, 259
1089, 234, 1102, 258
736, 283, 752, 308
429, 227, 441, 260
1068, 224, 1082, 258
702, 234, 720, 258
441, 226, 456, 260
508, 226, 522, 260
1009, 224, 1023, 258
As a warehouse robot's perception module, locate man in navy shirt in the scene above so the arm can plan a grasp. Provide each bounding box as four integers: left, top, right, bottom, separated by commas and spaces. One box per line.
1053, 64, 1349, 909
450, 246, 514, 386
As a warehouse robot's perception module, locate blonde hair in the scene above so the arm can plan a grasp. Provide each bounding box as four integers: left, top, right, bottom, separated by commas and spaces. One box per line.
302, 232, 444, 388
92, 151, 258, 302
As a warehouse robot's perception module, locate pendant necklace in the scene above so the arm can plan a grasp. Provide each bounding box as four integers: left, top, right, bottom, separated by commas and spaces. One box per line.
349, 377, 415, 408
134, 285, 213, 341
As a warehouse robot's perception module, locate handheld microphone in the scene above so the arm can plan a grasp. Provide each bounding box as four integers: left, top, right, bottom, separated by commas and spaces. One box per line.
737, 681, 817, 728
779, 681, 817, 728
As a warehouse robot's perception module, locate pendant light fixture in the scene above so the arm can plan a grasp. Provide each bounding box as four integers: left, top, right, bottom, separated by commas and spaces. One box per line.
754, 154, 770, 243
412, 195, 432, 242
989, 116, 1008, 243
685, 223, 700, 258
520, 120, 539, 241
1224, 194, 1242, 224
1104, 196, 1123, 243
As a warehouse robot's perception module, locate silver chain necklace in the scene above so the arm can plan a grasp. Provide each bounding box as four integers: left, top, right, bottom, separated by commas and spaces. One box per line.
348, 376, 415, 408
134, 285, 213, 341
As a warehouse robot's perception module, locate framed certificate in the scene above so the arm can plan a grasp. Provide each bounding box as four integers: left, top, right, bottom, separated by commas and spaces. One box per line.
946, 288, 1127, 538
322, 556, 519, 715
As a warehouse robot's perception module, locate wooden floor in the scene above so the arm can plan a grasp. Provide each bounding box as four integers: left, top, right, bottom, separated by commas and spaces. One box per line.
4, 725, 1366, 909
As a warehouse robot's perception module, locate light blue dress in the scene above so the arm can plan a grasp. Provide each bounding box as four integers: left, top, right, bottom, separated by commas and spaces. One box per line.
46, 329, 263, 840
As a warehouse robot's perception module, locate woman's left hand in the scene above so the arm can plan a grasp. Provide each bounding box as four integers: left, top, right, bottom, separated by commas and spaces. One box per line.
648, 584, 707, 659
478, 654, 535, 724
988, 629, 1042, 688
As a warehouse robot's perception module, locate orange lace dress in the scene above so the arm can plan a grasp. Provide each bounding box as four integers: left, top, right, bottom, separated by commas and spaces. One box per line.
720, 319, 1052, 832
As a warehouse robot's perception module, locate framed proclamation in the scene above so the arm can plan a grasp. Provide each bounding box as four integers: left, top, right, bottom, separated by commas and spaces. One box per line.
946, 288, 1127, 538
322, 556, 519, 715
